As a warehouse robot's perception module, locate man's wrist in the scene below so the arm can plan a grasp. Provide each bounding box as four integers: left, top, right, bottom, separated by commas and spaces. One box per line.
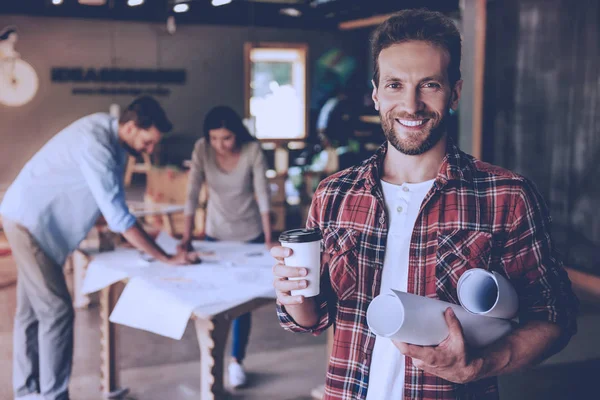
467, 356, 485, 382
282, 298, 320, 328
158, 254, 172, 263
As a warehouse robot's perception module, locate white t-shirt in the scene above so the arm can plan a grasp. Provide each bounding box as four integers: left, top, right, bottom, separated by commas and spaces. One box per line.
365, 178, 435, 400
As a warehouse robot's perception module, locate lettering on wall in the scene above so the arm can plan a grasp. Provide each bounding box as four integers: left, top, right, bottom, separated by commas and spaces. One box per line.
50, 67, 186, 96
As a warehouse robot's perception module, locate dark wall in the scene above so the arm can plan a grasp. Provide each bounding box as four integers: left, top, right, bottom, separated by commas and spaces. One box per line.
485, 0, 600, 274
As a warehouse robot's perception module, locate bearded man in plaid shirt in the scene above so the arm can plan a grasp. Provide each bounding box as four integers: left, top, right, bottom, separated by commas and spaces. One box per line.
271, 8, 578, 400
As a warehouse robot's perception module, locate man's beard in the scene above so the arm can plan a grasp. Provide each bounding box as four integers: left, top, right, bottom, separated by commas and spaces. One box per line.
120, 140, 142, 158
381, 110, 447, 156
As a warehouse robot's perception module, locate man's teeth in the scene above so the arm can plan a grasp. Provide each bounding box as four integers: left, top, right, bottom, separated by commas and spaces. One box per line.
397, 119, 426, 127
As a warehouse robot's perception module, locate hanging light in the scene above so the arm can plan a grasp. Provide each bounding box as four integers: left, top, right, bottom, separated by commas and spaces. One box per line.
212, 0, 232, 6
173, 3, 189, 13
280, 8, 302, 17
127, 0, 144, 6
51, 0, 63, 5
77, 0, 107, 5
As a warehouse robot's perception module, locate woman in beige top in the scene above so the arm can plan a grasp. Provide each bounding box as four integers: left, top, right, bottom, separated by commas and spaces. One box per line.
179, 105, 272, 388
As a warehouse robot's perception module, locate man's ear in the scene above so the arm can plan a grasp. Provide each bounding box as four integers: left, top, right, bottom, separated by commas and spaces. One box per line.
450, 80, 463, 111
371, 79, 380, 111
122, 121, 138, 138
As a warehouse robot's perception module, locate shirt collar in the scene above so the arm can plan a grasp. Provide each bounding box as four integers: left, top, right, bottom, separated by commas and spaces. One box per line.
358, 136, 474, 192
110, 117, 119, 141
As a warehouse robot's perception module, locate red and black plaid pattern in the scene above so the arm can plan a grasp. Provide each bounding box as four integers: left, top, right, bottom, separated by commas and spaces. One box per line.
277, 141, 578, 400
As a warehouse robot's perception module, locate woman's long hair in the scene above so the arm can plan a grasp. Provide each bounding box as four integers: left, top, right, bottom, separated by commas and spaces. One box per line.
203, 106, 256, 147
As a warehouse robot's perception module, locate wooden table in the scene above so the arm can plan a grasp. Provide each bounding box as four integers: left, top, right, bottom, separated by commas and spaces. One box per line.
78, 244, 277, 399
99, 279, 274, 399
70, 202, 184, 309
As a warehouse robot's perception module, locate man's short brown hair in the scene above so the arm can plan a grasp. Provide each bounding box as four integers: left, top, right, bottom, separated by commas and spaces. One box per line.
371, 9, 462, 87
119, 96, 172, 133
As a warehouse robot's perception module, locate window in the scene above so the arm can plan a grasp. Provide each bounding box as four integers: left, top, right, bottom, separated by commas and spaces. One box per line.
244, 42, 308, 140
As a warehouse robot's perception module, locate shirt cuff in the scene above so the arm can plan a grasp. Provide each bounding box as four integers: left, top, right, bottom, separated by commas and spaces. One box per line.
107, 213, 136, 233
276, 298, 331, 335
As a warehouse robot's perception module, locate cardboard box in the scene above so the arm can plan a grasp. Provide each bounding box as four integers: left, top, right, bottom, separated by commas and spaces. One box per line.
145, 166, 206, 236
146, 166, 190, 204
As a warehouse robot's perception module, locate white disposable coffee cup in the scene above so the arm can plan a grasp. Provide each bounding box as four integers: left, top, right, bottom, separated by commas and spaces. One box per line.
279, 228, 322, 297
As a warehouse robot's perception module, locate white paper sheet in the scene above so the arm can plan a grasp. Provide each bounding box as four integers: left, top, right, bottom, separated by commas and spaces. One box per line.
154, 231, 180, 255
80, 249, 149, 295
367, 290, 513, 348
80, 262, 129, 295
192, 242, 273, 267
137, 264, 275, 307
109, 277, 194, 340
82, 240, 277, 339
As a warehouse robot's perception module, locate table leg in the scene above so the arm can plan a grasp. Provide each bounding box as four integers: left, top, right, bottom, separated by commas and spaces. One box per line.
72, 250, 91, 309
100, 282, 129, 399
194, 315, 232, 400
162, 214, 175, 236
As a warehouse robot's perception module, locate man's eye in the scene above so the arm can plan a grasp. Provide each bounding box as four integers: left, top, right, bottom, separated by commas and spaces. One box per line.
387, 83, 401, 89
423, 82, 441, 89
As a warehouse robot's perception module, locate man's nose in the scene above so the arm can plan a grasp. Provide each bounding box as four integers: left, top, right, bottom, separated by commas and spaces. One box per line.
400, 88, 425, 116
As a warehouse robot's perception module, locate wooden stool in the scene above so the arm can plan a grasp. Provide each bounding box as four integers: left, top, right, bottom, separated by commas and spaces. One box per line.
124, 153, 152, 187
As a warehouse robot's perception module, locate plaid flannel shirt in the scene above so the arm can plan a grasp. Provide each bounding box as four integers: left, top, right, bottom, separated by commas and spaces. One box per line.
277, 141, 578, 400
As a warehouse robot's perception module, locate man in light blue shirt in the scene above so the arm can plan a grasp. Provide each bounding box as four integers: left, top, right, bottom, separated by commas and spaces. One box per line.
1, 96, 194, 400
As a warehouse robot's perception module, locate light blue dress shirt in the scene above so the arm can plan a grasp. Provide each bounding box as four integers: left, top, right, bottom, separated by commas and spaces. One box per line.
0, 113, 137, 266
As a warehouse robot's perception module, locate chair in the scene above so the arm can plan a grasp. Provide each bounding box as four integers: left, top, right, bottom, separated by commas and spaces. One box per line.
123, 153, 152, 187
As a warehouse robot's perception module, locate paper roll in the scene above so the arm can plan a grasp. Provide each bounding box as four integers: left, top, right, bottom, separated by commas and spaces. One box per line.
457, 269, 518, 319
366, 290, 513, 348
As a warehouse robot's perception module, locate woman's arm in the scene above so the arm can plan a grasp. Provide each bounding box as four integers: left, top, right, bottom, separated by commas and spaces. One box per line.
181, 140, 206, 248
252, 143, 272, 245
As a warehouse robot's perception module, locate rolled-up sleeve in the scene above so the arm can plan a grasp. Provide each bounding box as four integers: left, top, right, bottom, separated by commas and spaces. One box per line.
252, 143, 270, 214
78, 137, 136, 233
502, 179, 579, 339
276, 185, 335, 335
184, 139, 206, 216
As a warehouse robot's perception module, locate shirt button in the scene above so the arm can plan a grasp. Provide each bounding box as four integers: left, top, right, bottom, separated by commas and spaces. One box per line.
396, 206, 403, 213
402, 187, 409, 192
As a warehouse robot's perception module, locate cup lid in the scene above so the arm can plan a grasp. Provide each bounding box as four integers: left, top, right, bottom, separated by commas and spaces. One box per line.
279, 228, 322, 243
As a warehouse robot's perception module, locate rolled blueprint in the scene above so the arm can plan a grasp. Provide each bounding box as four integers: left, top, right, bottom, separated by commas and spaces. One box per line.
366, 289, 513, 348
457, 269, 518, 320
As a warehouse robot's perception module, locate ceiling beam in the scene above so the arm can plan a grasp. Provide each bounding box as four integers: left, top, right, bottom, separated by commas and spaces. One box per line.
338, 13, 394, 30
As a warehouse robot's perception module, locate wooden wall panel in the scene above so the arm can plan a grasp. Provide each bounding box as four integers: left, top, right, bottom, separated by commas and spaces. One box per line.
485, 0, 600, 273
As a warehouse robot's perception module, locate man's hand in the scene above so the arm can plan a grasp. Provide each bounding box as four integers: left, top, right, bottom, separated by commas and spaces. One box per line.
176, 237, 194, 254
270, 246, 327, 329
271, 246, 309, 305
165, 250, 200, 266
393, 308, 482, 384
